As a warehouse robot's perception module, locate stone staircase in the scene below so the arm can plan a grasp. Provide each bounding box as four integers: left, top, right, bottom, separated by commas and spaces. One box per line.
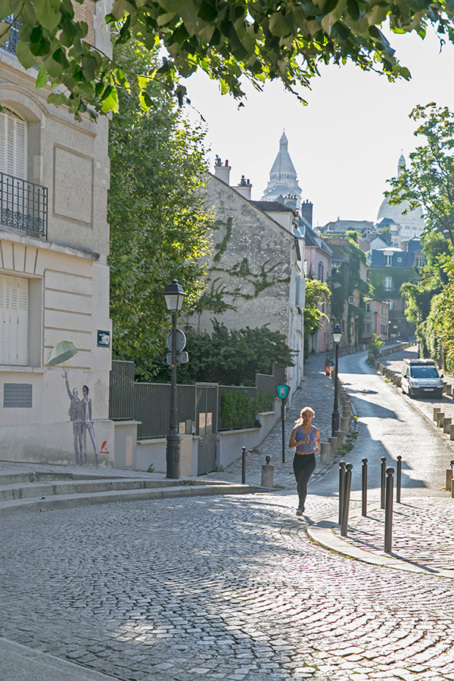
0, 468, 261, 517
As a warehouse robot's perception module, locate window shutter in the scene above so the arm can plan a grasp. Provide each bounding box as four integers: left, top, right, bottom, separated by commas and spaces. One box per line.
0, 109, 27, 179
0, 274, 28, 365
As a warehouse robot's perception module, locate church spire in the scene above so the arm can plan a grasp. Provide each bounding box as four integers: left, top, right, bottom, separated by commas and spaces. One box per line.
261, 131, 302, 203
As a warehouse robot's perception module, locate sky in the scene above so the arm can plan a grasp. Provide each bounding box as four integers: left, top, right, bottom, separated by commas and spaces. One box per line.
184, 28, 454, 228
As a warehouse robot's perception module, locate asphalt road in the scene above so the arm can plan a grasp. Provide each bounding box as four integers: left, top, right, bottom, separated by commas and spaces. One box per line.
1, 351, 454, 681
311, 350, 450, 500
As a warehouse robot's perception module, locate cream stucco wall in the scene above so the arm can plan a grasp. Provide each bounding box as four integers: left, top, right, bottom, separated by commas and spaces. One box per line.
0, 3, 113, 465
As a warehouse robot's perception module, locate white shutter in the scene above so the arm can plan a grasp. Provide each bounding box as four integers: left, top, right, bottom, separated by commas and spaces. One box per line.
0, 109, 27, 179
0, 274, 28, 365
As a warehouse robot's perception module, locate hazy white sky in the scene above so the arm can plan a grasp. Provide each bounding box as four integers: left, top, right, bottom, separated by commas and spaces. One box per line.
184, 29, 454, 227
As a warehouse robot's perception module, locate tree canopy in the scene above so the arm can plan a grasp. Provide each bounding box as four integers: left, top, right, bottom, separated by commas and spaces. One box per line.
2, 0, 454, 117
386, 104, 454, 247
108, 41, 213, 380
151, 321, 295, 385
387, 104, 454, 363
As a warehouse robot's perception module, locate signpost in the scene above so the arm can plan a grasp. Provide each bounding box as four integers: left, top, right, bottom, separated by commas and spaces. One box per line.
276, 384, 290, 463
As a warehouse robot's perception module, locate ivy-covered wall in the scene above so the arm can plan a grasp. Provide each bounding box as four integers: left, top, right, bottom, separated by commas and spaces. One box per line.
368, 267, 419, 301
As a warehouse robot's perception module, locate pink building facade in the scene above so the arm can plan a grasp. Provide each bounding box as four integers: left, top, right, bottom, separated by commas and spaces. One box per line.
304, 224, 332, 354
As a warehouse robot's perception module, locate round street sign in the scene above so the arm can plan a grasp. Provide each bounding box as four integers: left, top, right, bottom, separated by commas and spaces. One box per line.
167, 329, 187, 353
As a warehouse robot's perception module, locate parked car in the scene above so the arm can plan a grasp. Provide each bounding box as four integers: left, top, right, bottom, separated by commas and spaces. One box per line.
401, 359, 443, 399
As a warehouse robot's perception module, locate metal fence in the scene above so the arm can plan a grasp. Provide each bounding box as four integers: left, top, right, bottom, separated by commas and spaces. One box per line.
109, 360, 283, 439
134, 383, 196, 439
0, 172, 48, 238
109, 361, 134, 420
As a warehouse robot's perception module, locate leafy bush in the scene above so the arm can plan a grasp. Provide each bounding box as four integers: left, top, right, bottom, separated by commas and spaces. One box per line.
220, 389, 274, 429
255, 390, 274, 413
368, 333, 385, 360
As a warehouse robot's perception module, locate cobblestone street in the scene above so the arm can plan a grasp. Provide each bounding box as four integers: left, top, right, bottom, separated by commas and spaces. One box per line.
2, 349, 454, 681
2, 492, 454, 681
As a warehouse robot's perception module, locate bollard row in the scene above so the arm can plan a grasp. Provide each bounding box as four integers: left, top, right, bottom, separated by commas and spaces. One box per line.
338, 455, 402, 553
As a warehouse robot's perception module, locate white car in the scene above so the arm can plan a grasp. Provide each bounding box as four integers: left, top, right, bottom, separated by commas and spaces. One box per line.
401, 359, 443, 399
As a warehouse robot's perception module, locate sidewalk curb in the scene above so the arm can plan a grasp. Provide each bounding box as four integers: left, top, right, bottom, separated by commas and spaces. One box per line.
307, 514, 454, 579
0, 482, 266, 518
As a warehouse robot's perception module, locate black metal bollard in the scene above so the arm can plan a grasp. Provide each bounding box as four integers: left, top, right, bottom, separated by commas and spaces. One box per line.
242, 446, 246, 484
362, 458, 368, 516
384, 467, 394, 553
380, 456, 387, 509
338, 461, 346, 525
396, 455, 402, 503
341, 463, 353, 537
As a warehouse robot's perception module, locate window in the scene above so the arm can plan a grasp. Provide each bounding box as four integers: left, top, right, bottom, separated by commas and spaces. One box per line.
383, 277, 393, 291
366, 302, 370, 312
318, 262, 324, 282
384, 299, 393, 310
0, 108, 27, 180
416, 255, 424, 268
0, 274, 28, 365
364, 323, 371, 334
384, 254, 392, 267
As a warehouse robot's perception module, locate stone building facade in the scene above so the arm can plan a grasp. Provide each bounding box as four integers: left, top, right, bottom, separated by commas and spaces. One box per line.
0, 2, 113, 465
189, 162, 305, 396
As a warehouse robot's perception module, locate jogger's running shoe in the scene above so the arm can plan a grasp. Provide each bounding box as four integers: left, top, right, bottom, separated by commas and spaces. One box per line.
296, 507, 304, 516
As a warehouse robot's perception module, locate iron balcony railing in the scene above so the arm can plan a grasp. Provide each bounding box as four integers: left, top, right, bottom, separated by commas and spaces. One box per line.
1, 16, 21, 56
0, 172, 48, 238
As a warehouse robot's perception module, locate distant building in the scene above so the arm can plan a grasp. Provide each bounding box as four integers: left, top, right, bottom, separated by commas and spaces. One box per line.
320, 219, 374, 235
368, 237, 424, 339
190, 159, 306, 394
376, 154, 425, 245
302, 222, 332, 354
261, 131, 302, 207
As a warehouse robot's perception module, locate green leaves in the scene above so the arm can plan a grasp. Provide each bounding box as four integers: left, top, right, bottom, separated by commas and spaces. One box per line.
34, 0, 61, 32
1, 0, 454, 117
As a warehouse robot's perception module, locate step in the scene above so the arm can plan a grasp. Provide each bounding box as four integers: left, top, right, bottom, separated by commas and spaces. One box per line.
0, 476, 232, 502
0, 482, 261, 517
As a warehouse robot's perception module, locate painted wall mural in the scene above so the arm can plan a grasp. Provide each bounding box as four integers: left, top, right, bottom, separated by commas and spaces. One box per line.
63, 370, 98, 466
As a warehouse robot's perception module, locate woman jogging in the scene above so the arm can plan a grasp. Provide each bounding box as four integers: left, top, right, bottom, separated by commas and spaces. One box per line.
288, 406, 320, 516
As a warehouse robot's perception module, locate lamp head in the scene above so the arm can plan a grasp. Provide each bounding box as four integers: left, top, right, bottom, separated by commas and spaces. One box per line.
163, 279, 186, 312
332, 323, 342, 344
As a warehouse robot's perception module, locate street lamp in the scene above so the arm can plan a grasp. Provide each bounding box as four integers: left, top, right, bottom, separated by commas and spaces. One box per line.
163, 279, 186, 479
332, 323, 343, 436
354, 311, 359, 352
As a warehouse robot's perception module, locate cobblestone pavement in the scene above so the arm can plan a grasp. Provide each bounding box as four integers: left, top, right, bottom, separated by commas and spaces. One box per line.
331, 497, 454, 575
2, 493, 454, 681
3, 348, 454, 680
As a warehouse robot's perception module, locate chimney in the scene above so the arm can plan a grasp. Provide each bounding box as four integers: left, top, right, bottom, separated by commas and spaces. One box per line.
235, 174, 252, 199
301, 200, 313, 226
213, 157, 231, 185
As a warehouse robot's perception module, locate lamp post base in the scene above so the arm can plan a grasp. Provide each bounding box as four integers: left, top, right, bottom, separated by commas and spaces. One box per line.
166, 431, 181, 479
332, 410, 340, 438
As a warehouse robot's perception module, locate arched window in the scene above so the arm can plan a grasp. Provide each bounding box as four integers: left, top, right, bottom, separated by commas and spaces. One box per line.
0, 106, 27, 180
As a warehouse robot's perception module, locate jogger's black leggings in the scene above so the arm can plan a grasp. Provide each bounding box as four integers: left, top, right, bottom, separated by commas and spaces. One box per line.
293, 454, 316, 509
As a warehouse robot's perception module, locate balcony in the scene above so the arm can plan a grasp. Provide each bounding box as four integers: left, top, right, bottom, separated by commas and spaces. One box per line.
0, 172, 48, 239
1, 16, 21, 56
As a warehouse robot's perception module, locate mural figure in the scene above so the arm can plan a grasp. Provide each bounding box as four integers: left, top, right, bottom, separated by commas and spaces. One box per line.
82, 385, 98, 466
63, 370, 84, 465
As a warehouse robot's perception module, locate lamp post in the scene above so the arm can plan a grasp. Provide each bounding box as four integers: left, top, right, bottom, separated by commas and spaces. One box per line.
354, 311, 359, 352
331, 323, 343, 436
163, 279, 186, 479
